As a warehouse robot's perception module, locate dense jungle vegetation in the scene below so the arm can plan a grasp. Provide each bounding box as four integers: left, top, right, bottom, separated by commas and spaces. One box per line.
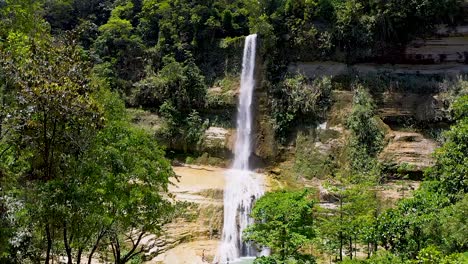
0, 0, 467, 263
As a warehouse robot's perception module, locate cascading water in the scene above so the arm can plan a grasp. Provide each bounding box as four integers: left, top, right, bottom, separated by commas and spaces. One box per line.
215, 34, 264, 263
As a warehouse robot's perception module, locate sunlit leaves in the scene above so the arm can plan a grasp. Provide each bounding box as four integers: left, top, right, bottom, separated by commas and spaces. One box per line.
346, 85, 384, 178
245, 190, 316, 262
426, 95, 468, 202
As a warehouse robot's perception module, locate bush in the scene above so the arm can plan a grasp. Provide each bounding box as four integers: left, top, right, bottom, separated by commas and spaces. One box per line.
245, 190, 316, 263
346, 85, 384, 178
294, 130, 338, 179
272, 75, 332, 141
132, 57, 206, 112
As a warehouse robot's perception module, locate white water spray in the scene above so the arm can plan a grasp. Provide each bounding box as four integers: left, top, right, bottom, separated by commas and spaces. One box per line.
215, 34, 264, 263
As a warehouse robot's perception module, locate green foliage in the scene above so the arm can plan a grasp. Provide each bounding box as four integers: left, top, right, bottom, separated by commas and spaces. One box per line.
363, 250, 406, 264
0, 8, 178, 262
347, 86, 384, 156
426, 95, 468, 202
318, 184, 379, 261
376, 187, 453, 258
185, 110, 209, 151
132, 57, 206, 112
254, 256, 279, 264
206, 77, 238, 127
80, 120, 177, 263
43, 0, 115, 31
1, 33, 101, 181
415, 245, 443, 264
132, 56, 208, 152
245, 190, 316, 263
335, 0, 375, 62
294, 130, 338, 179
345, 85, 384, 178
272, 75, 332, 141
156, 100, 209, 153
338, 250, 468, 264
93, 1, 145, 95
426, 193, 468, 253
0, 0, 49, 39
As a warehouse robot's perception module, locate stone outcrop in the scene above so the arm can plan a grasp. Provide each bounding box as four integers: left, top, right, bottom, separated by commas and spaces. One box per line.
379, 131, 438, 171
203, 127, 233, 152
377, 92, 447, 123
406, 36, 468, 64
288, 62, 468, 78
282, 31, 467, 175
287, 89, 441, 177
405, 24, 468, 64
144, 165, 225, 263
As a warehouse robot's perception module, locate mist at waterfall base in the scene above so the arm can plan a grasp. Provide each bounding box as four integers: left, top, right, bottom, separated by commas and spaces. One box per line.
215, 34, 267, 264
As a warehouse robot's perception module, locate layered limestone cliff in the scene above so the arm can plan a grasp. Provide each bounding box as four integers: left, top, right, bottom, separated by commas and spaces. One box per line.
257, 24, 468, 176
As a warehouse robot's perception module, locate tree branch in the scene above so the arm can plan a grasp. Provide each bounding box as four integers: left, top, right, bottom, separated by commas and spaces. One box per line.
121, 231, 146, 263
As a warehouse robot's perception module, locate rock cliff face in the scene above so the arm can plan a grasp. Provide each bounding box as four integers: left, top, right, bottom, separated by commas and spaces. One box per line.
288, 62, 468, 77
405, 25, 468, 64
251, 23, 468, 175
380, 131, 438, 171
307, 90, 441, 173
174, 23, 468, 175
146, 165, 225, 263
253, 57, 278, 165
378, 92, 443, 124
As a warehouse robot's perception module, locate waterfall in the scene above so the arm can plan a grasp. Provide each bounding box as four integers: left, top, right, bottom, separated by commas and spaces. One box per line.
232, 34, 256, 171
215, 34, 264, 263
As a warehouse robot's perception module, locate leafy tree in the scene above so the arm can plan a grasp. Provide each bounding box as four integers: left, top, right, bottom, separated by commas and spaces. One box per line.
78, 119, 177, 264
346, 85, 384, 179
93, 0, 145, 94
221, 9, 234, 34
184, 110, 209, 152
43, 0, 116, 32
1, 17, 178, 262
156, 102, 209, 153
132, 56, 206, 111
426, 95, 468, 202
1, 33, 104, 263
245, 190, 316, 263
376, 188, 450, 258
318, 184, 379, 261
436, 195, 468, 253
0, 0, 48, 39
44, 0, 77, 31
272, 75, 332, 141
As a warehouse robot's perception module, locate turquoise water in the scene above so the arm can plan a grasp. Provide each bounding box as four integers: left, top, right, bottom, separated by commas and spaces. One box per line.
231, 257, 255, 264
214, 257, 255, 264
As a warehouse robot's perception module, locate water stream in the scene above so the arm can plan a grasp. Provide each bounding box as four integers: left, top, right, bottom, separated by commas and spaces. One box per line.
215, 34, 264, 263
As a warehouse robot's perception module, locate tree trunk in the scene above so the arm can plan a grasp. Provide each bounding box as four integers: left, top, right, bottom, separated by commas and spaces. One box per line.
88, 228, 106, 264
354, 234, 357, 258
280, 227, 286, 262
77, 248, 83, 264
349, 237, 353, 259
120, 232, 146, 263
45, 224, 52, 264
339, 197, 343, 261
88, 240, 99, 264
63, 223, 73, 264
367, 242, 371, 258
111, 234, 121, 264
